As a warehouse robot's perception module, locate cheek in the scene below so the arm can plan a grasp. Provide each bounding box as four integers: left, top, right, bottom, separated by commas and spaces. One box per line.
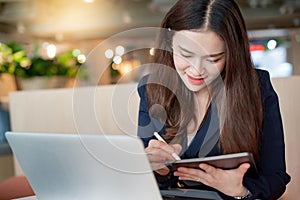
207, 61, 225, 75
173, 55, 189, 71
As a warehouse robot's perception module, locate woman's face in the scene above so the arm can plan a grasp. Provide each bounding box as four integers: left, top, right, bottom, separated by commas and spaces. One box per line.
172, 30, 226, 93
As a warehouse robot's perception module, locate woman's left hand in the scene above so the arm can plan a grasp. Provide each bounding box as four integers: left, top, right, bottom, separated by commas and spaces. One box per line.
173, 163, 250, 197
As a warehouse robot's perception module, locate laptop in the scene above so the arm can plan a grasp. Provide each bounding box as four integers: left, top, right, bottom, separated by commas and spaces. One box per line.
6, 132, 222, 200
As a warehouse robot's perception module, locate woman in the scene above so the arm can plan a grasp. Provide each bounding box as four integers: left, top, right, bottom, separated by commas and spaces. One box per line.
137, 0, 290, 199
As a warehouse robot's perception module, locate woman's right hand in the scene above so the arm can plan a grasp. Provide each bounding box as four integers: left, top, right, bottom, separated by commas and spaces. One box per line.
145, 139, 182, 176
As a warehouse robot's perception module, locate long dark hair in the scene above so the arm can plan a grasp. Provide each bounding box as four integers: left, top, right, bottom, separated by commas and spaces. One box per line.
146, 0, 263, 160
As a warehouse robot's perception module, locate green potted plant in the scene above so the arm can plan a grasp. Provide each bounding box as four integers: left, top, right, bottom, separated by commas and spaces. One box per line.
0, 41, 83, 90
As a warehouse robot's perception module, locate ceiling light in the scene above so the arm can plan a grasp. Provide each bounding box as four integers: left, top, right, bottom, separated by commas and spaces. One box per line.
83, 0, 94, 3
105, 49, 114, 59
267, 39, 277, 50
115, 45, 125, 56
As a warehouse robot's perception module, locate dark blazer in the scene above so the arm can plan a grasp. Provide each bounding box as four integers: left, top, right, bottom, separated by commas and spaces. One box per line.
137, 69, 291, 200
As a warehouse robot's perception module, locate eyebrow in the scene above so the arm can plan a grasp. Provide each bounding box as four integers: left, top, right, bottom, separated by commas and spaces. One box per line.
178, 45, 225, 57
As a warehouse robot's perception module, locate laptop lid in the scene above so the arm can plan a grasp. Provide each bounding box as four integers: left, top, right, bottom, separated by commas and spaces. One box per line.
6, 132, 163, 200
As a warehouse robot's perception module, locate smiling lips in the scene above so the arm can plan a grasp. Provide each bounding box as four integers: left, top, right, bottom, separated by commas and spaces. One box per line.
187, 75, 205, 85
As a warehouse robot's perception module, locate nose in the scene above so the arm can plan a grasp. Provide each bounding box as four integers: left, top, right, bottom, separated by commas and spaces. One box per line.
190, 57, 205, 75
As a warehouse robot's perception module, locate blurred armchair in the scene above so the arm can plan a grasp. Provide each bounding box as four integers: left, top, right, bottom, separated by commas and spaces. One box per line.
0, 176, 34, 200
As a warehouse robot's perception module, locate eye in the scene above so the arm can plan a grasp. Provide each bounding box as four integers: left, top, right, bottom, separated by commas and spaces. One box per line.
178, 50, 193, 58
179, 52, 193, 58
181, 54, 192, 58
206, 59, 218, 63
206, 57, 223, 64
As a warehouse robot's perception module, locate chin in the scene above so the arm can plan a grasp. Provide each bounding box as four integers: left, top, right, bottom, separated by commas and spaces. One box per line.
185, 83, 206, 93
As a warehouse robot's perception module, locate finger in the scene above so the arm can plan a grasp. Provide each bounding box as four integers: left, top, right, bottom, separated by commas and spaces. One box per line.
176, 167, 206, 178
150, 162, 166, 170
153, 165, 170, 174
174, 171, 204, 183
148, 139, 165, 148
174, 170, 197, 178
178, 175, 200, 182
176, 166, 198, 173
199, 163, 216, 174
173, 170, 185, 177
145, 148, 174, 162
146, 152, 166, 162
176, 166, 213, 185
149, 139, 180, 159
155, 166, 170, 175
237, 163, 250, 174
171, 144, 182, 155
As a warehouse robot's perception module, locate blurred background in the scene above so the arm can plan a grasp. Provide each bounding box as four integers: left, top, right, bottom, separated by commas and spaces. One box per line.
0, 0, 300, 91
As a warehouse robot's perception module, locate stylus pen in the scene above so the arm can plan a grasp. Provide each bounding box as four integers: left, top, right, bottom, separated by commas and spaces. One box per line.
153, 132, 181, 161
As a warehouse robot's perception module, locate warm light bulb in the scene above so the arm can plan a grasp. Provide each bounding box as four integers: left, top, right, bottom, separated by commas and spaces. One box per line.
113, 56, 122, 64
84, 0, 94, 3
119, 63, 132, 76
77, 54, 86, 64
47, 44, 56, 59
149, 48, 155, 56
